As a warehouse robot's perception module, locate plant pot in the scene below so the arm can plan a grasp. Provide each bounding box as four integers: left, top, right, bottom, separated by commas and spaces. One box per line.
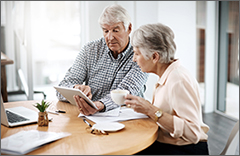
38, 111, 49, 126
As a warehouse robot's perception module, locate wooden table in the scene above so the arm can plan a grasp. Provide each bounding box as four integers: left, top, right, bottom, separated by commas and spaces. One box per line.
1, 52, 14, 102
1, 100, 158, 155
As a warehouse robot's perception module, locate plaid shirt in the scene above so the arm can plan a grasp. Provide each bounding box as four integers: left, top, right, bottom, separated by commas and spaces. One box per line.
57, 37, 149, 111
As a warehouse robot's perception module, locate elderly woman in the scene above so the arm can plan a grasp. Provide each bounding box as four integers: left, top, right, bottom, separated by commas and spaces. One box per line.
125, 23, 209, 155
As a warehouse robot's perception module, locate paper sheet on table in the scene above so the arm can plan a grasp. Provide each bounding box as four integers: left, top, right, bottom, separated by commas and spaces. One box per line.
1, 130, 71, 155
78, 106, 120, 117
94, 106, 121, 117
78, 107, 148, 123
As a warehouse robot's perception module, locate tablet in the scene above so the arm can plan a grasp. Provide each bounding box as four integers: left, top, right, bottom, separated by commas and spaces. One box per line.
54, 86, 98, 110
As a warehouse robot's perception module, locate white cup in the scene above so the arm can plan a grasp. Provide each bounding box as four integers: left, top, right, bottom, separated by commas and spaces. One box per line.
110, 89, 129, 105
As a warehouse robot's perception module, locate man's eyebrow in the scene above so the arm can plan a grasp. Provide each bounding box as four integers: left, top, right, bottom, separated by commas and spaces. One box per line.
113, 26, 120, 29
102, 26, 120, 30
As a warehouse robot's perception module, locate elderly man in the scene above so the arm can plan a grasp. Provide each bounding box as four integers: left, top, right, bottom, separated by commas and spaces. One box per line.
56, 4, 148, 115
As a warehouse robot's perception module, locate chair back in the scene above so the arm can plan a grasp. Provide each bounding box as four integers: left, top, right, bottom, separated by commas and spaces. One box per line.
220, 120, 239, 155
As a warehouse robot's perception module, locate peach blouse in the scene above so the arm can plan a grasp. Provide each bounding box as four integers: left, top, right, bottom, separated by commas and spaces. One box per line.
153, 59, 209, 145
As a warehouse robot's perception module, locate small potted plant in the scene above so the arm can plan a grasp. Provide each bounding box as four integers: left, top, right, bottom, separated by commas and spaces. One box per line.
33, 100, 51, 127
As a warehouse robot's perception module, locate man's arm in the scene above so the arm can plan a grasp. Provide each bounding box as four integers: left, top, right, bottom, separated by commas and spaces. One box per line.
99, 63, 149, 112
56, 45, 88, 101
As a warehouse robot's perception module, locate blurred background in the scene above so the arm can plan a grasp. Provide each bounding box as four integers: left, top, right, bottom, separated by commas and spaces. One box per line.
1, 1, 239, 120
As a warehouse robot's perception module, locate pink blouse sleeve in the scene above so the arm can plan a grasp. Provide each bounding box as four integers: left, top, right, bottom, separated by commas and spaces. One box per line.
169, 80, 208, 144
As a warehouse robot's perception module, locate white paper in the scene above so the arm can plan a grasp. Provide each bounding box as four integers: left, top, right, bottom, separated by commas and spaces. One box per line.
1, 130, 71, 155
78, 106, 120, 117
79, 107, 148, 123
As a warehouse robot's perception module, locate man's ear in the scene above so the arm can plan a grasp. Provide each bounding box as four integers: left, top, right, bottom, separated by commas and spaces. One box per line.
128, 23, 132, 34
152, 52, 160, 64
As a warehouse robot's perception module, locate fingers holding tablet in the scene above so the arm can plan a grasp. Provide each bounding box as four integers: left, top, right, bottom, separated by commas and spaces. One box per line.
74, 95, 97, 116
54, 85, 105, 116
74, 85, 92, 99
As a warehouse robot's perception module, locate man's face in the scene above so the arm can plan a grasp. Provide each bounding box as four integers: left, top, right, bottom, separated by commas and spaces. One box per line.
102, 22, 131, 54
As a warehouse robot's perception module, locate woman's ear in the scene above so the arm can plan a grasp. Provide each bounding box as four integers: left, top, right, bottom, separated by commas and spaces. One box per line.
152, 52, 160, 64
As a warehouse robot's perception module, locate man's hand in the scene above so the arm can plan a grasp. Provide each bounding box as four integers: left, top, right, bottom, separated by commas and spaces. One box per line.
74, 84, 92, 99
73, 95, 105, 116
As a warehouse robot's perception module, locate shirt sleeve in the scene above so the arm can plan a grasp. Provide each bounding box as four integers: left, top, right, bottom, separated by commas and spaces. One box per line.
56, 45, 88, 101
100, 63, 149, 112
169, 80, 204, 144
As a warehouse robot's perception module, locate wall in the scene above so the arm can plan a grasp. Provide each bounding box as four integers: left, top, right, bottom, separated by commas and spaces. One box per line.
204, 1, 217, 113
85, 1, 115, 43
158, 1, 197, 77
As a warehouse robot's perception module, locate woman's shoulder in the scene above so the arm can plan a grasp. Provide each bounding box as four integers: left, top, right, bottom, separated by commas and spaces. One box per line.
168, 64, 196, 86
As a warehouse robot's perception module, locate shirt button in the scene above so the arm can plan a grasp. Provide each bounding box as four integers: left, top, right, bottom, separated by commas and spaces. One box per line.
108, 77, 111, 81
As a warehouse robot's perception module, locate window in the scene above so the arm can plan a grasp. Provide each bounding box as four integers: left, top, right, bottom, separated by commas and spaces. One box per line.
31, 1, 81, 87
217, 1, 239, 119
4, 1, 82, 100
196, 1, 239, 119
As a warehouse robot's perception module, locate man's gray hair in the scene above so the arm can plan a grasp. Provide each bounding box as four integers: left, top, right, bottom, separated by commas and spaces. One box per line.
131, 23, 176, 63
98, 4, 131, 31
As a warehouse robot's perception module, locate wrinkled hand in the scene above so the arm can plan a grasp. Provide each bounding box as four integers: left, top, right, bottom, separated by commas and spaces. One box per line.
73, 95, 104, 116
124, 94, 156, 116
74, 84, 92, 99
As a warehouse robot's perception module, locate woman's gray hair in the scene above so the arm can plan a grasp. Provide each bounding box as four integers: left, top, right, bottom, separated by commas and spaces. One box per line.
131, 23, 176, 63
98, 4, 131, 32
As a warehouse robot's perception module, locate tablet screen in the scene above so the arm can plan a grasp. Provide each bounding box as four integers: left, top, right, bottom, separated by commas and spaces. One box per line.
54, 86, 98, 110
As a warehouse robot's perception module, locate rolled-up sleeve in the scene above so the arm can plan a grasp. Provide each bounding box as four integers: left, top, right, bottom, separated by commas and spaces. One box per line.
169, 80, 204, 144
154, 60, 209, 145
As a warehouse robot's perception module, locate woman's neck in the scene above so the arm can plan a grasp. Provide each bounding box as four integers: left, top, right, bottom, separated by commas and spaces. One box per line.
156, 60, 174, 77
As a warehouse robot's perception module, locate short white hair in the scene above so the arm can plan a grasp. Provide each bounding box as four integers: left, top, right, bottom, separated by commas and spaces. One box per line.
98, 4, 131, 31
131, 23, 176, 63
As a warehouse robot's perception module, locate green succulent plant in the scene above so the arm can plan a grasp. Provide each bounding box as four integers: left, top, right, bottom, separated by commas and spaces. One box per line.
33, 100, 51, 112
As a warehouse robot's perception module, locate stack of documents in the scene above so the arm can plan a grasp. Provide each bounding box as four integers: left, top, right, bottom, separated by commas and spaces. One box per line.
1, 130, 71, 155
79, 107, 148, 123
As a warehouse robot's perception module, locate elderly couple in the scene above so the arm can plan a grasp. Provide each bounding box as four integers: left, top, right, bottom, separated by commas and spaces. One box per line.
56, 4, 209, 155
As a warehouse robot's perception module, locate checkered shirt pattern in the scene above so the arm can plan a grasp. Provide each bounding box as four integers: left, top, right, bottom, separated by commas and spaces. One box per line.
56, 37, 149, 111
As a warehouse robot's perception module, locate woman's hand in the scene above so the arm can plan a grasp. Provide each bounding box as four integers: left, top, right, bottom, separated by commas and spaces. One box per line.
124, 94, 157, 116
74, 84, 92, 99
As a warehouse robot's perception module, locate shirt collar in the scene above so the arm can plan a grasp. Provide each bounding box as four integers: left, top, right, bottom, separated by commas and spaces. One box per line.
157, 59, 180, 86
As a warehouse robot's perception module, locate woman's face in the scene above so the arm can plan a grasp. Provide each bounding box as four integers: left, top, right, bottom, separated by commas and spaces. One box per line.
133, 47, 155, 73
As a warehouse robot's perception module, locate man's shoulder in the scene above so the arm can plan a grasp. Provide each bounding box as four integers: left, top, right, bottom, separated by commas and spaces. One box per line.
86, 37, 106, 47
80, 37, 108, 58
